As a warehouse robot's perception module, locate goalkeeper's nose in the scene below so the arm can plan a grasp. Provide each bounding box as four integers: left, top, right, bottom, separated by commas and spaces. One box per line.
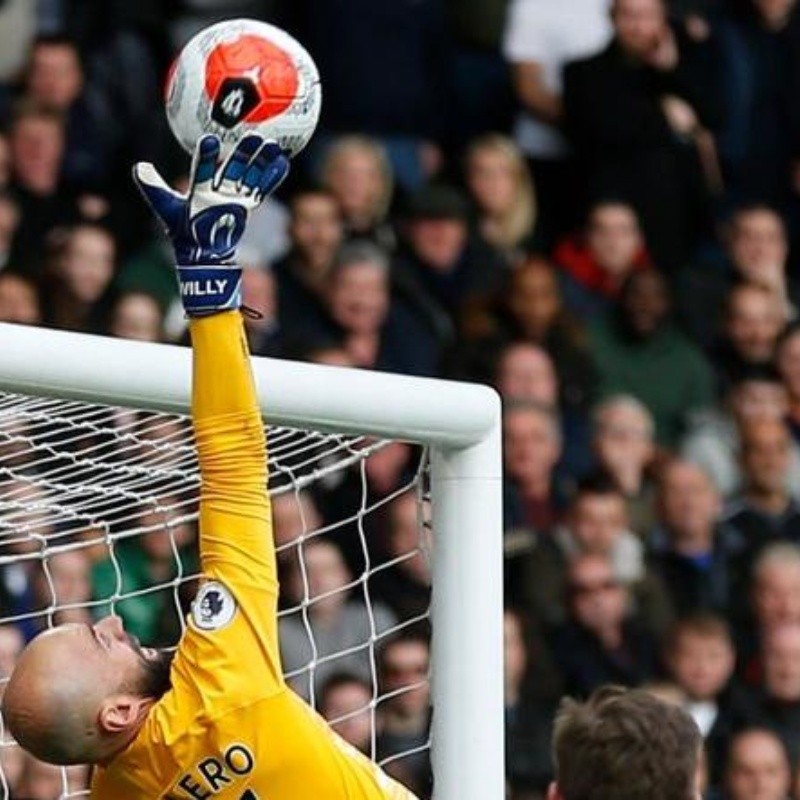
94, 614, 127, 643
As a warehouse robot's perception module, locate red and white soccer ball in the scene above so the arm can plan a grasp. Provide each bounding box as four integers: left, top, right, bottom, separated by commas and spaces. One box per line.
166, 19, 322, 158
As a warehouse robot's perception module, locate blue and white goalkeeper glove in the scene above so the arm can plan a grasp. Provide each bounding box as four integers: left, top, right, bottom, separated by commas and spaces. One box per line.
133, 134, 289, 316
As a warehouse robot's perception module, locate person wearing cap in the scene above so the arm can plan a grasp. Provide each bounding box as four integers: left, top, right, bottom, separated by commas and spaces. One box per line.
392, 183, 506, 345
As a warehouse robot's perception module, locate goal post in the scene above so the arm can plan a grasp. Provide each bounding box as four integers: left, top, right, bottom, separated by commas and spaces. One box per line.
0, 321, 505, 800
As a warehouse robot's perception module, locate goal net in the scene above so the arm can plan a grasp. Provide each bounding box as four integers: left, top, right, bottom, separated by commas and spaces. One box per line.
0, 323, 503, 800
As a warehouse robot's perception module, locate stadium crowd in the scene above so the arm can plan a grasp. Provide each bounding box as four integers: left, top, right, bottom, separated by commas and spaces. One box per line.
5, 0, 800, 798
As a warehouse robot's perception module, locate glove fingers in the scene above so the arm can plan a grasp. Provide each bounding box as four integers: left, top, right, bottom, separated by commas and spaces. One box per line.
190, 135, 221, 190
218, 134, 263, 190
242, 140, 289, 197
132, 162, 184, 230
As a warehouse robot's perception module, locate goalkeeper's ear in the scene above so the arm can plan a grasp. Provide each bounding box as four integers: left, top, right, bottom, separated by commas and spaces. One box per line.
132, 162, 184, 232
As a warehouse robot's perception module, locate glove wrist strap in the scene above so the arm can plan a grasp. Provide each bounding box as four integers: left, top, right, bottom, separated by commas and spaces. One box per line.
177, 265, 242, 316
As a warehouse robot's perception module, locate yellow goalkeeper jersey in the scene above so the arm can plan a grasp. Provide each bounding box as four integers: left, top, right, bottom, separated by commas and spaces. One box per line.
90, 346, 419, 800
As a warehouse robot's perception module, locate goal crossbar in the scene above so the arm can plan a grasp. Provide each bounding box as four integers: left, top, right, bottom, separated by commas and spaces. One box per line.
0, 322, 505, 800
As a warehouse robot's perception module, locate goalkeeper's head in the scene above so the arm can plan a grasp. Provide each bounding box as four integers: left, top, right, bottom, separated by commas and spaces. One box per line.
2, 615, 173, 765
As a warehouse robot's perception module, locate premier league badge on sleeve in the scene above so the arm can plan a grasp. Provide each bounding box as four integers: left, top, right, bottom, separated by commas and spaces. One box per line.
192, 581, 237, 631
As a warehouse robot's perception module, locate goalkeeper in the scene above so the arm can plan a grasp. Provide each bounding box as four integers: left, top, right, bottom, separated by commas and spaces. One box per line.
2, 134, 418, 800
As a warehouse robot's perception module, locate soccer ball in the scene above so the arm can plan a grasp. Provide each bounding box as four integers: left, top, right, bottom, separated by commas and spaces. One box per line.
166, 19, 321, 158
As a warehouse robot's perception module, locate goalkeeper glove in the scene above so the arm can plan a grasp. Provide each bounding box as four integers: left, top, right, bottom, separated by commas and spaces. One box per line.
133, 134, 289, 316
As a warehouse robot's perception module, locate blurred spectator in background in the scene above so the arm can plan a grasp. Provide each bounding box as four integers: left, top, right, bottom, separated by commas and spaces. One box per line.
377, 630, 432, 798
649, 460, 742, 617
298, 0, 449, 192
564, 0, 723, 270
677, 205, 796, 349
724, 419, 800, 555
589, 270, 715, 447
394, 183, 504, 342
8, 102, 77, 269
42, 222, 115, 332
241, 266, 282, 356
106, 289, 164, 342
716, 0, 800, 212
664, 614, 751, 789
280, 538, 396, 699
714, 283, 787, 392
555, 199, 653, 320
776, 324, 800, 446
503, 400, 567, 539
319, 672, 373, 755
0, 625, 23, 689
502, 0, 611, 246
724, 728, 792, 800
15, 755, 89, 800
753, 624, 800, 764
0, 272, 41, 325
21, 36, 112, 190
0, 191, 20, 269
463, 133, 537, 263
320, 136, 395, 250
370, 490, 431, 622
0, 0, 36, 89
319, 241, 440, 376
91, 503, 197, 646
514, 474, 671, 635
591, 395, 657, 535
682, 365, 800, 497
274, 186, 343, 349
503, 608, 559, 798
551, 552, 660, 696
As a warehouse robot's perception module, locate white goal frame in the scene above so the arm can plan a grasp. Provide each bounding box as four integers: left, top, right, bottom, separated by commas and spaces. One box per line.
0, 321, 504, 800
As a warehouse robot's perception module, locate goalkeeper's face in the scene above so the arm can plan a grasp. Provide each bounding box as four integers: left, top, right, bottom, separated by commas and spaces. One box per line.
1, 615, 174, 765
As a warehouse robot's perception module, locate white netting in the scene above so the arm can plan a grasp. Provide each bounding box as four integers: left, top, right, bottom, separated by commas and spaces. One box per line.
0, 391, 432, 800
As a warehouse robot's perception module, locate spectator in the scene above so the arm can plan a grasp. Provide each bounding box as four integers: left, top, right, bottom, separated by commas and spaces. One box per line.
754, 624, 800, 764
494, 342, 592, 478
370, 490, 431, 622
320, 135, 396, 250
504, 608, 559, 797
665, 614, 752, 788
649, 460, 743, 617
514, 474, 672, 635
279, 538, 397, 699
298, 0, 450, 191
591, 394, 657, 535
318, 672, 373, 755
717, 0, 800, 210
0, 190, 20, 269
551, 552, 660, 696
777, 324, 800, 446
8, 102, 77, 269
376, 630, 432, 798
724, 728, 792, 800
464, 133, 537, 262
677, 205, 796, 349
241, 266, 282, 357
554, 199, 653, 320
502, 401, 567, 539
107, 290, 164, 342
31, 550, 92, 628
15, 755, 89, 800
502, 0, 612, 245
0, 272, 41, 325
21, 36, 112, 190
321, 240, 440, 376
563, 0, 723, 270
91, 503, 197, 646
714, 283, 787, 392
394, 183, 504, 340
682, 365, 800, 497
449, 257, 597, 419
274, 186, 344, 349
0, 624, 23, 686
724, 420, 800, 556
589, 270, 715, 446
43, 223, 116, 333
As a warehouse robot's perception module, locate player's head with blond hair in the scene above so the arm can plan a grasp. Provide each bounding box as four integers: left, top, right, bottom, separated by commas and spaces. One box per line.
2, 616, 172, 764
549, 685, 702, 800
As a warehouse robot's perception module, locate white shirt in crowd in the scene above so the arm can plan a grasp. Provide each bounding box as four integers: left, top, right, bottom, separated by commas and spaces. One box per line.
503, 0, 612, 159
